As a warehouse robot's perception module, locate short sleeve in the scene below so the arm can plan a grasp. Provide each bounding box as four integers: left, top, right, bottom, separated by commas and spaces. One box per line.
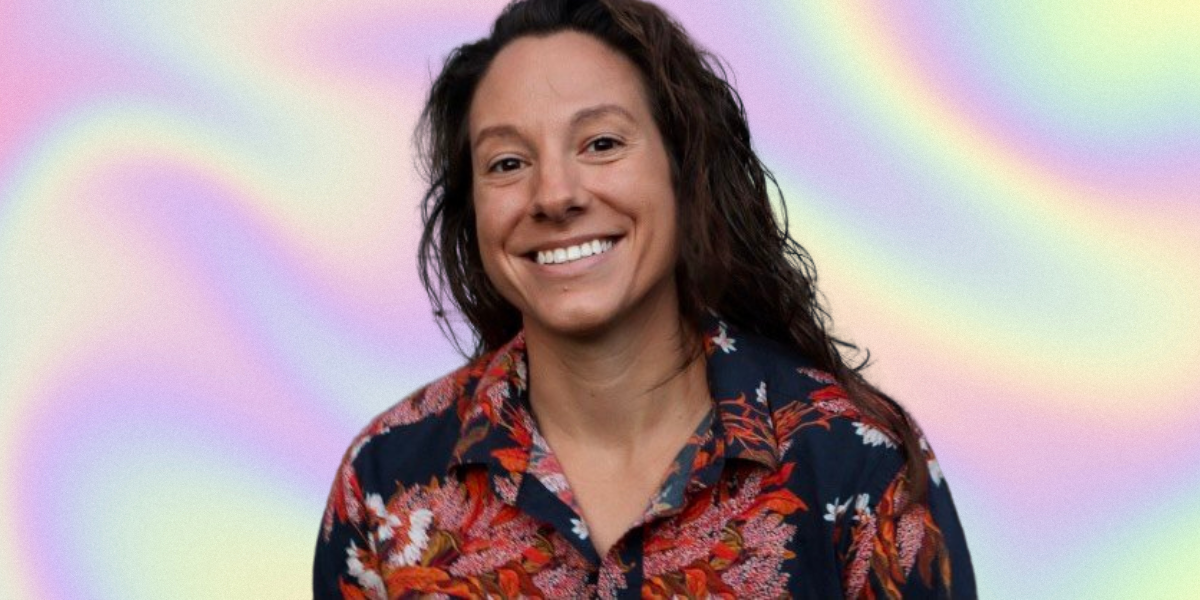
835, 432, 974, 600
313, 444, 387, 600
837, 443, 975, 599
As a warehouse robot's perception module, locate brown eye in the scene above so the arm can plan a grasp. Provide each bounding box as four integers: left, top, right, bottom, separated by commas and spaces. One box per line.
586, 136, 622, 153
489, 157, 523, 173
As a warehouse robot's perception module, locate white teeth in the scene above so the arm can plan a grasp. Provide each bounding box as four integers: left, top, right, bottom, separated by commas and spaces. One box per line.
535, 238, 614, 265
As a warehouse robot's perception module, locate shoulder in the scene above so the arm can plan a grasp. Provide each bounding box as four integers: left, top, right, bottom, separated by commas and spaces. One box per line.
771, 363, 906, 502
352, 351, 495, 470
708, 325, 973, 595
319, 353, 491, 539
709, 324, 908, 497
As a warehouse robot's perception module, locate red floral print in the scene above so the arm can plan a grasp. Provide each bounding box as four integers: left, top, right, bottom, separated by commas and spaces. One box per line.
314, 318, 974, 598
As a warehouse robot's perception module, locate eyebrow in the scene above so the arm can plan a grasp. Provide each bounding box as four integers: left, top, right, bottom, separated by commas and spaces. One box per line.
472, 103, 638, 152
569, 103, 637, 128
472, 124, 522, 153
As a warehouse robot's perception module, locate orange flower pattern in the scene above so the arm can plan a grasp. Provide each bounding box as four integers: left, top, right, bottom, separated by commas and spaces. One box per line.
315, 318, 974, 598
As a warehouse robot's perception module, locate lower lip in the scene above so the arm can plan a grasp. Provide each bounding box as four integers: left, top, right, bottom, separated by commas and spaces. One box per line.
530, 239, 619, 277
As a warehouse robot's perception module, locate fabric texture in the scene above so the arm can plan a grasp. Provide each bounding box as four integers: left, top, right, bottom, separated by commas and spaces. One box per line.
314, 318, 975, 599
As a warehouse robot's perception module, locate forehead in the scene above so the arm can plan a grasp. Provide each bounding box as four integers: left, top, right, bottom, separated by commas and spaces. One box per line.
469, 31, 652, 135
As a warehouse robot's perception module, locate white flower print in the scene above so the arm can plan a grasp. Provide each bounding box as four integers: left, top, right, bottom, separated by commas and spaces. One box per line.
571, 517, 590, 540
365, 493, 387, 517
540, 472, 571, 494
919, 436, 943, 486
852, 493, 872, 522
928, 457, 944, 486
823, 496, 852, 523
712, 325, 736, 353
516, 356, 528, 388
366, 493, 402, 542
855, 493, 870, 511
349, 436, 370, 461
755, 381, 768, 405
853, 422, 897, 449
396, 508, 434, 566
345, 541, 386, 598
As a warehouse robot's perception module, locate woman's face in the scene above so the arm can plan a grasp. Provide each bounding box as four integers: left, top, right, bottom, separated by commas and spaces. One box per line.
468, 31, 679, 340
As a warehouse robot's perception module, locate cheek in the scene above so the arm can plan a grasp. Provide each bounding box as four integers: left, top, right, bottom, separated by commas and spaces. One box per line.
649, 181, 680, 238
473, 215, 504, 275
472, 191, 506, 248
471, 198, 521, 292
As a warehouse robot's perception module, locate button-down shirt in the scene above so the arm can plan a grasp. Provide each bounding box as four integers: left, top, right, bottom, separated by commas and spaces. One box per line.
314, 318, 974, 598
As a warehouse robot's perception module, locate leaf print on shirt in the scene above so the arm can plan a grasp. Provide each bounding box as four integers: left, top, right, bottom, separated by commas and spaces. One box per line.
642, 465, 805, 598
841, 471, 953, 599
373, 373, 470, 432
345, 470, 590, 598
322, 458, 366, 540
769, 382, 865, 445
322, 367, 481, 541
316, 317, 972, 599
344, 540, 386, 599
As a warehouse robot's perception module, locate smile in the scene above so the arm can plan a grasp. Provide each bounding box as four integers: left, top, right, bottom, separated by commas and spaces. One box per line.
535, 238, 615, 265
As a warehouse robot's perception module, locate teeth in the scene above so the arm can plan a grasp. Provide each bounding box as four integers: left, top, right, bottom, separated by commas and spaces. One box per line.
536, 238, 614, 265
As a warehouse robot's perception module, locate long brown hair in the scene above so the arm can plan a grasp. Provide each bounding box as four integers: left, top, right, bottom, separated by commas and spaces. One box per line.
416, 0, 931, 500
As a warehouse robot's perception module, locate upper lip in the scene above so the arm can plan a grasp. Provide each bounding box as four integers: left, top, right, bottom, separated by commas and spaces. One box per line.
522, 234, 621, 256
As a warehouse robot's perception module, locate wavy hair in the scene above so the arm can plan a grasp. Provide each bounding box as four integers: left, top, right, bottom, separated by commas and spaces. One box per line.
416, 0, 931, 499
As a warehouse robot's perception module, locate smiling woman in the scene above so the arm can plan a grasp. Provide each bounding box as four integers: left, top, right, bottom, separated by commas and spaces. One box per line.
471, 32, 681, 343
314, 1, 974, 598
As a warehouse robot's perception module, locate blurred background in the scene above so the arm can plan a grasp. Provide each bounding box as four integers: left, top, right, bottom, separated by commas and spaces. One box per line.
2, 0, 1198, 597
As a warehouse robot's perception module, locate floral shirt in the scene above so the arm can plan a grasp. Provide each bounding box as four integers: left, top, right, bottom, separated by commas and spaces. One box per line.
314, 319, 974, 599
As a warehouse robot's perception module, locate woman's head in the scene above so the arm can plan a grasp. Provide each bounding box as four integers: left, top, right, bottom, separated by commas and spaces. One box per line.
419, 0, 794, 355
469, 30, 681, 343
417, 0, 933, 500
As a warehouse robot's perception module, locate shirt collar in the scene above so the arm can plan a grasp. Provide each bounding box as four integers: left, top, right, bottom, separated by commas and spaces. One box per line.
448, 333, 534, 504
447, 317, 784, 499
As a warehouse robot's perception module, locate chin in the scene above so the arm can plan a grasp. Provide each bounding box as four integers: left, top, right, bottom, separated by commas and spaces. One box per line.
530, 313, 612, 340
523, 299, 626, 340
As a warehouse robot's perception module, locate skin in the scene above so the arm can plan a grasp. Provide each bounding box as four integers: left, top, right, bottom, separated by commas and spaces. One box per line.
469, 31, 711, 557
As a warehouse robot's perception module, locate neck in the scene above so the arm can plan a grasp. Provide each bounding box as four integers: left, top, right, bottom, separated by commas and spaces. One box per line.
523, 300, 709, 452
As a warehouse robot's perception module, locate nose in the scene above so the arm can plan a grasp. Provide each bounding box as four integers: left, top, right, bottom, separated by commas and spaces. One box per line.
530, 155, 585, 222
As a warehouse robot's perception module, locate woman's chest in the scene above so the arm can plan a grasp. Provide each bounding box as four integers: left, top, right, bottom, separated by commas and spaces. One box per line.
351, 469, 828, 598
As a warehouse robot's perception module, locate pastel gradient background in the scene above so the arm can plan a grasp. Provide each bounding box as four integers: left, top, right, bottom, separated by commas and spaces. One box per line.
2, 0, 1197, 598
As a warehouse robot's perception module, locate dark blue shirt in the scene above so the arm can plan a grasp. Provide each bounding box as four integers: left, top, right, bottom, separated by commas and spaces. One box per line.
315, 318, 975, 598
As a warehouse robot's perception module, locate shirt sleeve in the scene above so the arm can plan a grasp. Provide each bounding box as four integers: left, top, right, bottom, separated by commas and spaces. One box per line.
838, 444, 975, 599
313, 446, 388, 600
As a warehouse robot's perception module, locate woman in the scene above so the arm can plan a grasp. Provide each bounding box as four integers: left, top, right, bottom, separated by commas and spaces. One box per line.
315, 0, 974, 597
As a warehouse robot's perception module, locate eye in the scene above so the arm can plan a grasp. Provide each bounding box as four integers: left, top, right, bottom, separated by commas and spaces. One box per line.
487, 157, 524, 174
585, 136, 623, 153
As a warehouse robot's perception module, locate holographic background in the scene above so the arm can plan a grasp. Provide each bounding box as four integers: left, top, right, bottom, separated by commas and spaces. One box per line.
2, 1, 1198, 598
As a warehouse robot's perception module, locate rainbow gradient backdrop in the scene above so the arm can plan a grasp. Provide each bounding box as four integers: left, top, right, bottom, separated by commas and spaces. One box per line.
2, 1, 1198, 598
